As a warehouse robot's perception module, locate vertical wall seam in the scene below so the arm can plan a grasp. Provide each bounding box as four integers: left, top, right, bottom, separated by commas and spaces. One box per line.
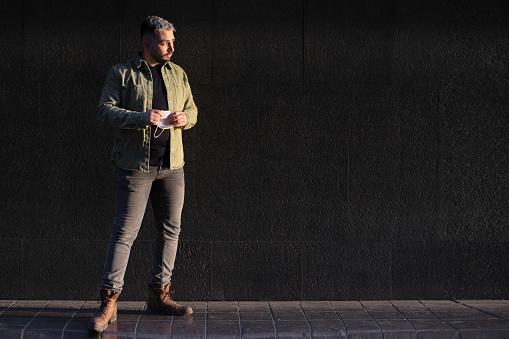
436, 86, 441, 235
302, 0, 305, 84
21, 239, 24, 298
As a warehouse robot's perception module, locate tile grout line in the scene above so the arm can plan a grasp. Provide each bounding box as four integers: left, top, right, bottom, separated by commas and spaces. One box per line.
134, 301, 147, 338
21, 300, 51, 338
388, 301, 417, 334
0, 300, 18, 316
205, 301, 208, 339
298, 301, 313, 338
170, 314, 175, 338
453, 300, 505, 321
60, 300, 86, 339
418, 300, 460, 335
267, 301, 278, 338
237, 301, 242, 338
328, 301, 348, 338
359, 301, 384, 338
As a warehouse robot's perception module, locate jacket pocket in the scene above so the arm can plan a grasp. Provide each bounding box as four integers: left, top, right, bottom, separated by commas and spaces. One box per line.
174, 83, 186, 110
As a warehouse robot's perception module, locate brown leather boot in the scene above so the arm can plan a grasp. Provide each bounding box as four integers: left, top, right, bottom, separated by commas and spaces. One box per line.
146, 283, 193, 316
88, 289, 119, 332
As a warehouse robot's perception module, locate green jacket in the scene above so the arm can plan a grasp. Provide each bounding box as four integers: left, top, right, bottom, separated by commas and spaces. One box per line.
98, 54, 198, 172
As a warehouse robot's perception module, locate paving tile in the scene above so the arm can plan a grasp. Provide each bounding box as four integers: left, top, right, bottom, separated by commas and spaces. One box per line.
0, 328, 23, 339
176, 312, 206, 321
240, 311, 273, 321
446, 319, 509, 330
336, 311, 372, 320
274, 320, 311, 338
62, 316, 91, 333
23, 329, 63, 339
207, 311, 239, 320
171, 319, 205, 338
309, 319, 346, 338
415, 331, 458, 339
238, 302, 271, 313
329, 301, 365, 311
459, 329, 509, 339
346, 330, 383, 339
26, 316, 72, 330
300, 301, 334, 311
182, 301, 208, 314
269, 301, 301, 310
400, 311, 439, 320
361, 301, 397, 311
206, 320, 240, 338
341, 319, 381, 332
206, 301, 238, 312
134, 319, 172, 337
271, 311, 307, 321
378, 319, 416, 332
390, 300, 428, 311
408, 319, 455, 331
303, 310, 341, 320
269, 303, 306, 320
241, 320, 275, 338
116, 301, 146, 311
433, 311, 494, 320
0, 301, 16, 309
63, 329, 100, 339
46, 300, 86, 309
420, 301, 470, 311
459, 301, 509, 308
104, 319, 138, 336
369, 311, 407, 320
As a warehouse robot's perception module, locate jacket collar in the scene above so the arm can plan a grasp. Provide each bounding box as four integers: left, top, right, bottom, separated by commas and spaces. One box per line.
135, 52, 172, 70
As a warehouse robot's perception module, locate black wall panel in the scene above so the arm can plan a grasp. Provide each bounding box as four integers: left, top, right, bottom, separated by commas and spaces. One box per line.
1, 0, 508, 300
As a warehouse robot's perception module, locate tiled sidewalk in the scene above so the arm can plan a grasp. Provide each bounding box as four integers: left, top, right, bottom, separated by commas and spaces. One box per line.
1, 299, 508, 338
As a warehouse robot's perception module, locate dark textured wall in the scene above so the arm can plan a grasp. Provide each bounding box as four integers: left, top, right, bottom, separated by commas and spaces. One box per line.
1, 0, 508, 301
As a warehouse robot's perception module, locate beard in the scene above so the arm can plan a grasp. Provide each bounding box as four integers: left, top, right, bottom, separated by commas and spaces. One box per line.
150, 49, 172, 64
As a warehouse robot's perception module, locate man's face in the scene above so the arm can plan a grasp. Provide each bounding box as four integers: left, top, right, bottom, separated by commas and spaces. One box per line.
147, 30, 175, 64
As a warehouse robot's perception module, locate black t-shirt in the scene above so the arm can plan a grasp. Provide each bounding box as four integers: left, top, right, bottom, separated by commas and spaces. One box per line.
149, 64, 170, 167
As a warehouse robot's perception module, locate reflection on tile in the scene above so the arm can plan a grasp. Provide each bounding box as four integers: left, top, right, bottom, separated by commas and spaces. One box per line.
135, 319, 172, 336
174, 312, 206, 321
171, 319, 205, 338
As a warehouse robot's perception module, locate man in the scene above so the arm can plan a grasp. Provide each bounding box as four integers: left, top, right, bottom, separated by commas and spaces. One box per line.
88, 16, 198, 332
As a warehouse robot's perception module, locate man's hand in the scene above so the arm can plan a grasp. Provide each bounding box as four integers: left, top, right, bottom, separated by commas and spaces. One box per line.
145, 109, 163, 126
168, 111, 188, 128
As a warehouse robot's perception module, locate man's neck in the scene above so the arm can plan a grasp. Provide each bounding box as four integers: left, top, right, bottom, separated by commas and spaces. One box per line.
141, 52, 161, 67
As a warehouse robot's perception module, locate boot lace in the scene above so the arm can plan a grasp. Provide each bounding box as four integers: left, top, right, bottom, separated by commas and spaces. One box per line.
161, 289, 178, 305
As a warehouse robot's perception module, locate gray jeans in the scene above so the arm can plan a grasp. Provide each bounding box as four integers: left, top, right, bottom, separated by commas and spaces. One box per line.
101, 166, 185, 294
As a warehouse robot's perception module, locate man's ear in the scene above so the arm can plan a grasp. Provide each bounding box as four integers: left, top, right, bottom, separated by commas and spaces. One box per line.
143, 39, 150, 51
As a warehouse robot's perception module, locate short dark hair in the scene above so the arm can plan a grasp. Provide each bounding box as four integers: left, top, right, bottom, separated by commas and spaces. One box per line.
140, 16, 175, 41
